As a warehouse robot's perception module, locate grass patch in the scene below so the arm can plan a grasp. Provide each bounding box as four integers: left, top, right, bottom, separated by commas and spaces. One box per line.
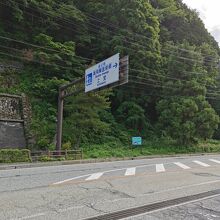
82, 139, 220, 159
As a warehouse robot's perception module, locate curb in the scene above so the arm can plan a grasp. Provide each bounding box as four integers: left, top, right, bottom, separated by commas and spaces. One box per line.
0, 152, 219, 170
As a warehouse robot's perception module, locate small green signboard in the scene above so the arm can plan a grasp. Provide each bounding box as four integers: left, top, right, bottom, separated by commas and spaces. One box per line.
132, 137, 142, 146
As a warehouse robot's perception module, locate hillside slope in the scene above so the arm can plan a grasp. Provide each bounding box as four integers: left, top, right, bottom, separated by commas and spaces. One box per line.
0, 0, 219, 152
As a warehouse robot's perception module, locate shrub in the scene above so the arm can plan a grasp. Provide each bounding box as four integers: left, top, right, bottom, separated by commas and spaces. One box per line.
36, 137, 50, 150
62, 141, 72, 151
0, 149, 31, 163
38, 156, 53, 162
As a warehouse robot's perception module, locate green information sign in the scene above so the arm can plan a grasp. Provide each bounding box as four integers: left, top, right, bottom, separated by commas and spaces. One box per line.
132, 137, 142, 146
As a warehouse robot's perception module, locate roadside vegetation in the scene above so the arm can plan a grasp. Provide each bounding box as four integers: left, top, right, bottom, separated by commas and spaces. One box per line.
0, 149, 31, 163
83, 139, 220, 159
0, 0, 220, 160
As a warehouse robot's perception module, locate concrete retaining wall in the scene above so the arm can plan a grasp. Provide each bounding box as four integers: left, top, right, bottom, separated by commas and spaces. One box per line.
0, 93, 33, 149
0, 121, 26, 148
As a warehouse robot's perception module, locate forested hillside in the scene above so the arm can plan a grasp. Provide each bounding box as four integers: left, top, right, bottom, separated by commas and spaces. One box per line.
0, 0, 220, 155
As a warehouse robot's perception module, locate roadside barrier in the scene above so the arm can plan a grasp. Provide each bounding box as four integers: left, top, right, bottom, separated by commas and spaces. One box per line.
31, 149, 83, 162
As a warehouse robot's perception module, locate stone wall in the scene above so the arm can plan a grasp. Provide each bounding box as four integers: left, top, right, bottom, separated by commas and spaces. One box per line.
21, 94, 35, 148
0, 95, 21, 120
0, 62, 23, 73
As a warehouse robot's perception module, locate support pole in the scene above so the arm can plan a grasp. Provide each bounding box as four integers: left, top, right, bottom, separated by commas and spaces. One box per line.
55, 78, 84, 154
56, 89, 64, 153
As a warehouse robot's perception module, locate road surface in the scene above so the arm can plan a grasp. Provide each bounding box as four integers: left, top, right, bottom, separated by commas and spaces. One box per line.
1, 154, 220, 219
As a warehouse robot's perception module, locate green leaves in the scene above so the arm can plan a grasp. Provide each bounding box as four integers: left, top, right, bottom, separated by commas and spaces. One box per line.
116, 101, 150, 132
33, 33, 84, 78
0, 0, 219, 149
156, 40, 220, 145
63, 92, 111, 145
158, 64, 219, 144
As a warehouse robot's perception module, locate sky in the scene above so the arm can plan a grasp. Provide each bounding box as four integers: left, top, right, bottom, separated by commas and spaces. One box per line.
182, 0, 220, 46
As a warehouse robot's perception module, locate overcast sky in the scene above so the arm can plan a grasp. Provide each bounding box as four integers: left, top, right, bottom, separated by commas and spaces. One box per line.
182, 0, 220, 46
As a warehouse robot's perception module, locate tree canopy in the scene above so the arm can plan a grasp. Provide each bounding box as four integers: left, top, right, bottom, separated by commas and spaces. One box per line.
0, 0, 219, 149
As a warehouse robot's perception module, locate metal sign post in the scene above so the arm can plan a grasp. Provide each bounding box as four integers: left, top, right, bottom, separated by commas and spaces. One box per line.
56, 54, 129, 153
56, 89, 64, 153
56, 78, 84, 153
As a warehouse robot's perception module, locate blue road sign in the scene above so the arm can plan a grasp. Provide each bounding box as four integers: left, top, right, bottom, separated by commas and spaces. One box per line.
132, 137, 142, 146
85, 53, 120, 93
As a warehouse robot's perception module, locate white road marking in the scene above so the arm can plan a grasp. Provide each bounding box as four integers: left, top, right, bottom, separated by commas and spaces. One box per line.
86, 172, 103, 181
156, 164, 165, 172
52, 156, 219, 185
209, 159, 220, 164
193, 160, 210, 167
11, 213, 46, 220
52, 174, 91, 185
52, 163, 159, 185
125, 167, 136, 176
174, 162, 190, 170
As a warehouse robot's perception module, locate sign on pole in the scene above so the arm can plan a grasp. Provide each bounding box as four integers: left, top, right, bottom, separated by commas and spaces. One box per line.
132, 137, 142, 146
56, 53, 129, 153
85, 53, 120, 93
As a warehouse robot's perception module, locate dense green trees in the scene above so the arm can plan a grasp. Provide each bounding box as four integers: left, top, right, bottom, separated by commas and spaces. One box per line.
0, 0, 219, 149
157, 42, 219, 144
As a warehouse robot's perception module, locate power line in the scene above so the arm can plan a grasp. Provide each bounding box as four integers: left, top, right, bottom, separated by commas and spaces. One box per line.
1, 47, 219, 100
128, 78, 220, 97
0, 45, 87, 71
0, 50, 84, 72
0, 40, 216, 86
130, 74, 220, 94
0, 43, 213, 85
69, 7, 220, 59
1, 40, 219, 94
117, 84, 220, 104
1, 42, 219, 95
0, 33, 217, 78
0, 35, 218, 81
0, 4, 217, 71
163, 58, 219, 71
2, 1, 219, 66
129, 69, 218, 92
130, 68, 202, 81
1, 1, 164, 64
130, 74, 220, 95
73, 5, 220, 60
0, 2, 219, 97
0, 1, 104, 39
1, 50, 220, 101
0, 35, 93, 63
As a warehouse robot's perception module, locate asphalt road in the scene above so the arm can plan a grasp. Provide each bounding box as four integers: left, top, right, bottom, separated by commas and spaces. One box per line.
124, 195, 220, 220
1, 154, 220, 220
